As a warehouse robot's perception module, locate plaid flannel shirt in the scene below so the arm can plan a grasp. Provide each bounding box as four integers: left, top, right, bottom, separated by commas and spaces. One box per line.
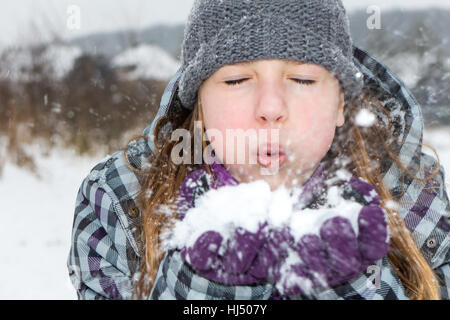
67, 46, 450, 300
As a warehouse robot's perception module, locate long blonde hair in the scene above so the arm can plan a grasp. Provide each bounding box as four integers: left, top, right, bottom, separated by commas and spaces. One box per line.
127, 84, 441, 300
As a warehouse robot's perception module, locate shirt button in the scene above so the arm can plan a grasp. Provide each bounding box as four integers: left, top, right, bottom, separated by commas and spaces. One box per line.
126, 200, 140, 217
426, 237, 437, 249
129, 206, 139, 217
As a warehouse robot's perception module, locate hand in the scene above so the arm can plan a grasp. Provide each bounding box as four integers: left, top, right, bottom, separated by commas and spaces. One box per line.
179, 202, 390, 291
248, 227, 294, 281
180, 225, 268, 285
178, 161, 273, 285
278, 204, 390, 296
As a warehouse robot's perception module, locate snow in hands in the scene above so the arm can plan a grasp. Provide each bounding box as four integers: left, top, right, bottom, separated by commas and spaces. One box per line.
162, 174, 390, 296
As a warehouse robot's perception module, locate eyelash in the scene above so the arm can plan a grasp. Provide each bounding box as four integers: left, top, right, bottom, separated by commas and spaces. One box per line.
225, 78, 316, 86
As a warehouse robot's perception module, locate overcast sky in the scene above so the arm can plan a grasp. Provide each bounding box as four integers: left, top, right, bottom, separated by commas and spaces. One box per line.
2, 0, 450, 48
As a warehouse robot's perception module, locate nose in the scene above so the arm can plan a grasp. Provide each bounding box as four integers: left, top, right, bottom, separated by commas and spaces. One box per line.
255, 81, 288, 125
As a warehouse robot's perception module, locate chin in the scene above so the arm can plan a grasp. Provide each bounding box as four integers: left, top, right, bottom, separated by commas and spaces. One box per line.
257, 171, 287, 191
228, 164, 289, 190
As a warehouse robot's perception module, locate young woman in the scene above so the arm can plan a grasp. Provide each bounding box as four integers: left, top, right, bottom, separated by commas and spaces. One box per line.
67, 0, 450, 300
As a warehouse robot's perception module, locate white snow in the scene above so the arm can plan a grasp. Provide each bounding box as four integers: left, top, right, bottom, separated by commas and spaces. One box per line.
42, 44, 82, 80
0, 47, 33, 82
355, 109, 376, 127
112, 44, 180, 81
0, 43, 82, 82
164, 179, 364, 252
0, 140, 105, 299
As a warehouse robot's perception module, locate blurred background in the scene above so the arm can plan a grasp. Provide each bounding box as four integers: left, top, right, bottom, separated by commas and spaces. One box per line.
0, 0, 449, 299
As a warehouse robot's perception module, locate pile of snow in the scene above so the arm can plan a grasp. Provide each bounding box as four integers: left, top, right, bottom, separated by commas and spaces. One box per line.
112, 44, 180, 81
164, 177, 363, 252
0, 47, 32, 82
163, 171, 369, 295
0, 43, 82, 82
42, 44, 82, 80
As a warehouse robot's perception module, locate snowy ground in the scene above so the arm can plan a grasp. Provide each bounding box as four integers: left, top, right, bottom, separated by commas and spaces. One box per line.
0, 126, 449, 299
0, 142, 106, 300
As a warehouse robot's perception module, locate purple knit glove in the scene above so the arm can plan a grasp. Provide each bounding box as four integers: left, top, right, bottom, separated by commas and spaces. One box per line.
176, 161, 390, 293
278, 203, 390, 296
180, 224, 268, 284
248, 227, 294, 281
177, 160, 272, 285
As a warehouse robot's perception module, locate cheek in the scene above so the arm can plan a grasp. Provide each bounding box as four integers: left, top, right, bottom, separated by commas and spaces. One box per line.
290, 98, 339, 158
203, 100, 254, 163
202, 91, 253, 130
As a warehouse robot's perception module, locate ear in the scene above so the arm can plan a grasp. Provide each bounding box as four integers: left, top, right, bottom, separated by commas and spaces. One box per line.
336, 91, 345, 127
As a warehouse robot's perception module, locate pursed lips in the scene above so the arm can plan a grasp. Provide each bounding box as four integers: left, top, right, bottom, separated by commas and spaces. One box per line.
256, 144, 287, 167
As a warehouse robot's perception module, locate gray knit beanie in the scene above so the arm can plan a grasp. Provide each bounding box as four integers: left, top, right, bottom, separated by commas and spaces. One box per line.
177, 0, 364, 110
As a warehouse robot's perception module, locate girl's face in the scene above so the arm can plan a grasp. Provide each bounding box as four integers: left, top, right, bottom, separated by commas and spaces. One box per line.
198, 59, 345, 191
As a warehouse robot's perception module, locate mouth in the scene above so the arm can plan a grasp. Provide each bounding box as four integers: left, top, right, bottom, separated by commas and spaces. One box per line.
256, 144, 287, 168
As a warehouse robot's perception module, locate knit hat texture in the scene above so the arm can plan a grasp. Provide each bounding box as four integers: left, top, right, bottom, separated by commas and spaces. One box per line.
178, 0, 364, 110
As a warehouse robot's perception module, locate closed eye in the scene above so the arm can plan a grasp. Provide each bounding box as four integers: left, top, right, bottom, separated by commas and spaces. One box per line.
225, 78, 248, 86
291, 79, 316, 86
225, 78, 316, 86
